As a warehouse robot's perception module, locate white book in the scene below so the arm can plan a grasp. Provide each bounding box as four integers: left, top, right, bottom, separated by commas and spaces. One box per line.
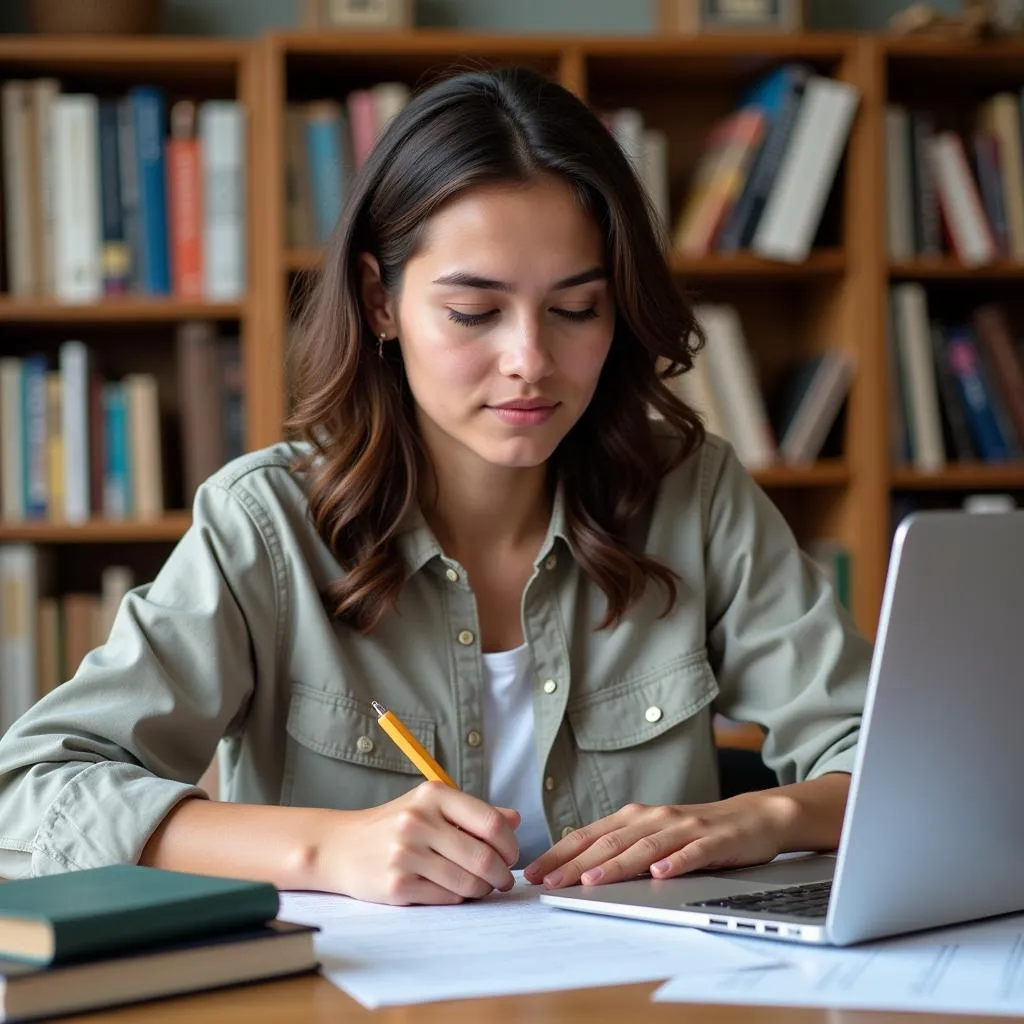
641, 127, 671, 235
0, 359, 25, 521
124, 373, 164, 518
753, 76, 859, 263
696, 304, 777, 469
0, 545, 49, 731
2, 82, 36, 296
892, 284, 945, 471
667, 353, 730, 443
371, 81, 410, 139
611, 107, 645, 181
199, 100, 247, 300
31, 78, 60, 297
59, 340, 91, 523
53, 94, 102, 302
928, 131, 997, 267
885, 105, 915, 261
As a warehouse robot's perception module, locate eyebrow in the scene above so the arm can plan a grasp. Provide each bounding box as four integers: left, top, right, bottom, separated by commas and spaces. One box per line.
431, 267, 606, 292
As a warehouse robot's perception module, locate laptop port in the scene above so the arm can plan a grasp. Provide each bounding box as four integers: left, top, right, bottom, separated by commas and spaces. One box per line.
763, 925, 779, 934
736, 922, 756, 931
709, 918, 728, 926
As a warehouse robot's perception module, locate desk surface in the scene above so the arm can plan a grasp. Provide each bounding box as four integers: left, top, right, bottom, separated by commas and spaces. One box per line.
55, 972, 1004, 1023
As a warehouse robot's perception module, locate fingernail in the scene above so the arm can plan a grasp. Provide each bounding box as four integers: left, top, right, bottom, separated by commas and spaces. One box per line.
543, 870, 564, 887
652, 859, 672, 874
581, 867, 604, 885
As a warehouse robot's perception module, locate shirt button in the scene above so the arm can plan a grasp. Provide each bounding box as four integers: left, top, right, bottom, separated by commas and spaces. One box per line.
544, 554, 558, 571
445, 568, 459, 583
466, 729, 482, 748
544, 775, 555, 792
560, 825, 576, 840
542, 679, 557, 694
457, 629, 474, 646
356, 735, 375, 754
645, 705, 663, 723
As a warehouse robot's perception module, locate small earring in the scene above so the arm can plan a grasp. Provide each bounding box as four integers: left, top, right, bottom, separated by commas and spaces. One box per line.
378, 331, 386, 359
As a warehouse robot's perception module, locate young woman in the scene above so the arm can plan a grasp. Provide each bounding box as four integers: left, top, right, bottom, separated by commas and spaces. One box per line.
0, 66, 871, 906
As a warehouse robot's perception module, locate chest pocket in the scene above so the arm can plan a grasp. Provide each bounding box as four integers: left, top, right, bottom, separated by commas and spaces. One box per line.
281, 683, 436, 810
566, 650, 720, 817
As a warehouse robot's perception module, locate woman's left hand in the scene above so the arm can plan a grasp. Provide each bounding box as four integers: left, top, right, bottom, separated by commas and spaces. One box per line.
523, 791, 799, 889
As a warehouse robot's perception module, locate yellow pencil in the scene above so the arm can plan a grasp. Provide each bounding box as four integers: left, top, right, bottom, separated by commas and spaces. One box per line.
371, 700, 458, 788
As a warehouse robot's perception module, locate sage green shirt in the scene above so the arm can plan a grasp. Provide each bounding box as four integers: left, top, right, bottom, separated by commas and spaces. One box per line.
0, 434, 871, 878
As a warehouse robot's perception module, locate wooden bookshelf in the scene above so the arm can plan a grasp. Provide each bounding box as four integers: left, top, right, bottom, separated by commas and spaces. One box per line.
0, 513, 191, 544
10, 29, 1024, 660
0, 298, 245, 323
0, 36, 259, 561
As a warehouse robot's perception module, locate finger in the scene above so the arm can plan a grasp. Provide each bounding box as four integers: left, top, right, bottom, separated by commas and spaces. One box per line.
497, 807, 522, 828
523, 817, 629, 887
428, 822, 516, 893
578, 831, 684, 886
649, 835, 731, 879
540, 824, 649, 888
409, 844, 506, 899
522, 819, 607, 883
381, 873, 466, 907
433, 788, 521, 868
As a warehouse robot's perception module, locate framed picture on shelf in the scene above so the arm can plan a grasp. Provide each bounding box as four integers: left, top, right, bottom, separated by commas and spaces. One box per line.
656, 0, 805, 34
303, 0, 414, 31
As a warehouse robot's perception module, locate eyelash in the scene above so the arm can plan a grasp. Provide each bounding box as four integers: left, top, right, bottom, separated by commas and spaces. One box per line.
446, 308, 598, 327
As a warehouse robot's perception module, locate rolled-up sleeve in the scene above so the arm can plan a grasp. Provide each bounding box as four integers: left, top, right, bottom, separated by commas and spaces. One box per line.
0, 477, 279, 877
702, 441, 872, 785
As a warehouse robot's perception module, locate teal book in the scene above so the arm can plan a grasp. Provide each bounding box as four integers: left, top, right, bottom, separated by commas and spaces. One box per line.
0, 865, 280, 965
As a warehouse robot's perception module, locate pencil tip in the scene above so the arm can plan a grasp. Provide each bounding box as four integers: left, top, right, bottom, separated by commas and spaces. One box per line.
371, 700, 387, 717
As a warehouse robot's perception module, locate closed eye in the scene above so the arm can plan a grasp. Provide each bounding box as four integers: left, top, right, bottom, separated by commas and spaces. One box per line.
446, 307, 599, 327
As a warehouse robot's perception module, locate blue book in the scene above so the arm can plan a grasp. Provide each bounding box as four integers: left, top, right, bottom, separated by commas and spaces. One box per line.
945, 329, 1010, 461
130, 86, 170, 294
718, 63, 810, 253
306, 104, 346, 244
20, 356, 47, 520
103, 381, 132, 518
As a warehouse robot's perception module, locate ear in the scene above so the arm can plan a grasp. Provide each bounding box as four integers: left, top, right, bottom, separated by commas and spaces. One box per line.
358, 253, 398, 340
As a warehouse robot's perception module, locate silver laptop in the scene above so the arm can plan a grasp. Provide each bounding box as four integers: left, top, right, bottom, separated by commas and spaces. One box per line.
541, 510, 1024, 946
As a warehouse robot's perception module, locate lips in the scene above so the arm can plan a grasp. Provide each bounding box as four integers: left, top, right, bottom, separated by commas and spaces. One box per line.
491, 399, 556, 411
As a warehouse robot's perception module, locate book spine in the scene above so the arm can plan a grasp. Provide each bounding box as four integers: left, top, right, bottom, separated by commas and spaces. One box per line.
97, 99, 130, 295
131, 87, 170, 295
198, 101, 246, 300
305, 103, 344, 245
21, 354, 48, 520
59, 341, 91, 523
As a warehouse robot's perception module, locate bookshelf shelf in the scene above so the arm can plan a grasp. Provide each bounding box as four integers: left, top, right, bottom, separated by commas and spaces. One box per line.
889, 260, 1024, 281
0, 514, 191, 544
891, 465, 1024, 491
753, 461, 850, 488
0, 298, 245, 323
285, 248, 846, 280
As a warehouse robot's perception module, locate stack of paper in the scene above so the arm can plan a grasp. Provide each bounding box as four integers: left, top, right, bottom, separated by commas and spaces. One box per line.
654, 911, 1024, 1017
279, 875, 774, 1008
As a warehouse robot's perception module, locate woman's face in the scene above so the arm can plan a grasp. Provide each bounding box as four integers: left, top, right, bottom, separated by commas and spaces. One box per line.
391, 175, 616, 473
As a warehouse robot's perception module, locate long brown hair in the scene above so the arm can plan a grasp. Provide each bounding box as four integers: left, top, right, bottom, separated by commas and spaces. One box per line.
288, 64, 705, 633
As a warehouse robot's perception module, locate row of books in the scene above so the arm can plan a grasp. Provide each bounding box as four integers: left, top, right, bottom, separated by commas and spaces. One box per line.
285, 82, 410, 248
0, 323, 243, 523
0, 549, 133, 729
886, 91, 1024, 265
671, 64, 859, 263
1, 79, 246, 301
889, 288, 1024, 469
666, 303, 853, 471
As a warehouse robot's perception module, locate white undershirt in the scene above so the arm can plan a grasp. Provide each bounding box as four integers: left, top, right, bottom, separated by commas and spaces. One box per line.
480, 643, 551, 867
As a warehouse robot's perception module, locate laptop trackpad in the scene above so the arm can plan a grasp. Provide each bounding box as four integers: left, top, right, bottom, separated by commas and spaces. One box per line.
705, 852, 836, 888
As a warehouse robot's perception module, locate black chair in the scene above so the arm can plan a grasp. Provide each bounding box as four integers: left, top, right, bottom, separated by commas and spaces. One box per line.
716, 745, 777, 799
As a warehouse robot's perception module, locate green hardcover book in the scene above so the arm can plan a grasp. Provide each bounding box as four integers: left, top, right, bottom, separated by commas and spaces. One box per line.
0, 865, 279, 965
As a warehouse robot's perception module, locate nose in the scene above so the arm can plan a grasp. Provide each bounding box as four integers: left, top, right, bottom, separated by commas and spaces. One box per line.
498, 315, 554, 383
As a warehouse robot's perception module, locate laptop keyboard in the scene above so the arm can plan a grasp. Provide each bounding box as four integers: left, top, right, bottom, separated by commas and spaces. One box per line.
689, 879, 832, 919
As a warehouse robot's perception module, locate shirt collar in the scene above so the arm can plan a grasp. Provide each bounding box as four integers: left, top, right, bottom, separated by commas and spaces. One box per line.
396, 475, 571, 582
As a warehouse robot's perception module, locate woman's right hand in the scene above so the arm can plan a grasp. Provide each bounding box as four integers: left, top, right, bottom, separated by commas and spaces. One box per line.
313, 781, 522, 905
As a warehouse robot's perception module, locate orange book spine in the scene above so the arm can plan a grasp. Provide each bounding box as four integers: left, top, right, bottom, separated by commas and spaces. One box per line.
167, 100, 203, 298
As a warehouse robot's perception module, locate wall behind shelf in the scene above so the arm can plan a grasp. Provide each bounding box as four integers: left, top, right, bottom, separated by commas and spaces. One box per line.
0, 0, 963, 36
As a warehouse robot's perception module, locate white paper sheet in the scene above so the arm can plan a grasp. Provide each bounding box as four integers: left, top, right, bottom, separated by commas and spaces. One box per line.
654, 911, 1024, 1017
279, 874, 776, 1008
